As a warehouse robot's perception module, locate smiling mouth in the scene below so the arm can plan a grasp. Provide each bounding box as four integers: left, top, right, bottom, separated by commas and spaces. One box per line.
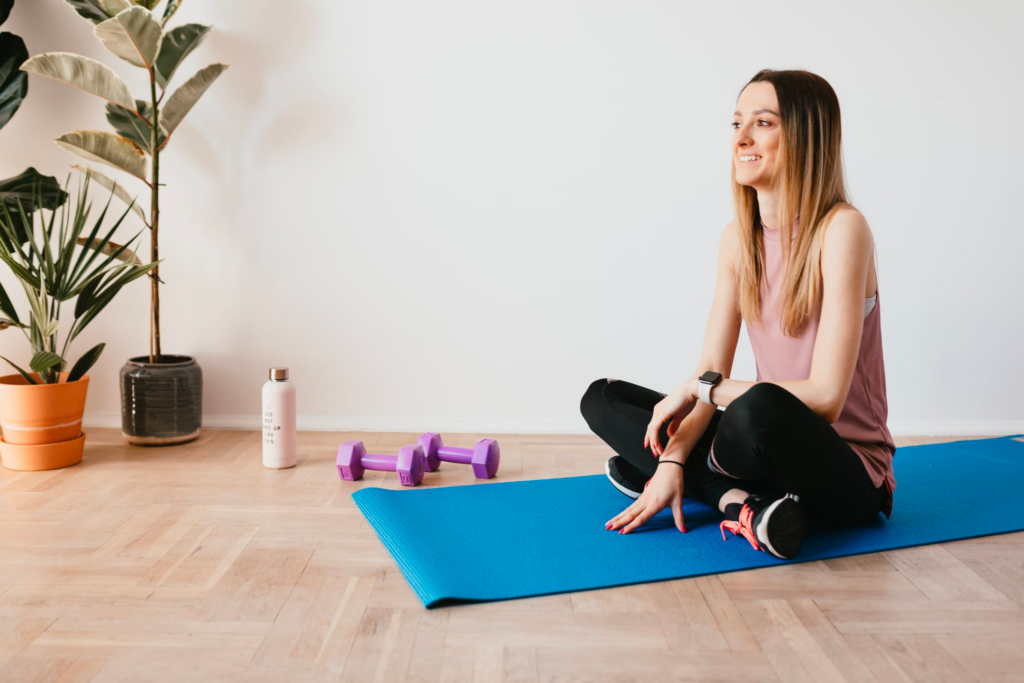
739, 155, 762, 163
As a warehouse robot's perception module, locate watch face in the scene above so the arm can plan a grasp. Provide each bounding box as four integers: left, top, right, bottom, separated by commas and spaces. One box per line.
700, 371, 723, 384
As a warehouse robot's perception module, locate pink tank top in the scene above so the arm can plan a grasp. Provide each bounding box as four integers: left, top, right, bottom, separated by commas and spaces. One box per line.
741, 219, 896, 517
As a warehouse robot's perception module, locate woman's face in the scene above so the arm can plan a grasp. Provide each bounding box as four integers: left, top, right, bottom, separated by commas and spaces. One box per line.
732, 81, 782, 190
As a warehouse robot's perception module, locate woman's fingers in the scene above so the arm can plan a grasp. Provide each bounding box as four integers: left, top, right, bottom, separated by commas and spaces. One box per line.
606, 499, 642, 529
671, 499, 687, 533
609, 493, 652, 529
647, 406, 668, 457
650, 418, 663, 456
646, 417, 658, 455
621, 505, 656, 534
667, 414, 683, 438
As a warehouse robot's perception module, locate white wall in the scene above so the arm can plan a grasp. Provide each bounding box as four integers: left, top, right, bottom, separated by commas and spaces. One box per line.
2, 0, 1021, 436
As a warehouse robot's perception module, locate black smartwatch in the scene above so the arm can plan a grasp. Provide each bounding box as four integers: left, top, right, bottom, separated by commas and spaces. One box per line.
698, 371, 723, 406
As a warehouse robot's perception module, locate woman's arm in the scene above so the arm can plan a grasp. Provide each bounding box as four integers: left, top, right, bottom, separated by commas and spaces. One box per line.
700, 209, 875, 424
660, 221, 743, 462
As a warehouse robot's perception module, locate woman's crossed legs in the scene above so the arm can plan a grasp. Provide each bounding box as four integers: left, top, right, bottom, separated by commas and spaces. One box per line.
580, 379, 886, 530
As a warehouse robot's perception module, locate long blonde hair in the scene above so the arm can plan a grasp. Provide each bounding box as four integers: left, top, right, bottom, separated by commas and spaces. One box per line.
732, 69, 853, 337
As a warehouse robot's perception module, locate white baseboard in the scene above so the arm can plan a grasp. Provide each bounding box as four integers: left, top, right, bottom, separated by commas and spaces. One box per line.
81, 413, 1024, 437
885, 419, 1024, 438
82, 414, 589, 434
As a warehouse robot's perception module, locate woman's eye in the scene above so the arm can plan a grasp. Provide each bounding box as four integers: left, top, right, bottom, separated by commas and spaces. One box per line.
731, 120, 771, 129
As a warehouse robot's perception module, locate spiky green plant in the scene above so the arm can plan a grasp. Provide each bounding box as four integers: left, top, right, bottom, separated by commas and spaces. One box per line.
0, 170, 158, 384
20, 0, 228, 364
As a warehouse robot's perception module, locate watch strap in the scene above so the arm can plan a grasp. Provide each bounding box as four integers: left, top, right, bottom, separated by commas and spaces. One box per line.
698, 379, 715, 405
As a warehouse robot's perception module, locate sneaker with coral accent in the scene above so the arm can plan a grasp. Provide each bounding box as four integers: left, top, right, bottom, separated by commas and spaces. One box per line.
719, 492, 808, 560
605, 456, 650, 499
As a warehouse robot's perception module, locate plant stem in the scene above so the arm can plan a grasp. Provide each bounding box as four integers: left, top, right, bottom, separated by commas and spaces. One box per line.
149, 69, 161, 364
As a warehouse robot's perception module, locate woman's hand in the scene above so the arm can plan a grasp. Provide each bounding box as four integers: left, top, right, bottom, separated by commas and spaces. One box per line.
644, 378, 699, 458
606, 460, 687, 534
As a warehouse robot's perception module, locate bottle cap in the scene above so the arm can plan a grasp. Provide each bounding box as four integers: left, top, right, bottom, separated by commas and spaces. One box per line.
269, 367, 289, 381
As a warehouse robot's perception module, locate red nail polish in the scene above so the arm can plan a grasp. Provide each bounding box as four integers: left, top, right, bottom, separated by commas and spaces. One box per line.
619, 529, 624, 534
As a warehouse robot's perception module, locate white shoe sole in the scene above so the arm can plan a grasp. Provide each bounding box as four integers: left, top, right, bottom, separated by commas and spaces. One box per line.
754, 493, 804, 559
605, 459, 641, 499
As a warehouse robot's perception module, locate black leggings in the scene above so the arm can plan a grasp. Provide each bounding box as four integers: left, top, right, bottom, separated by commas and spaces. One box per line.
580, 379, 888, 528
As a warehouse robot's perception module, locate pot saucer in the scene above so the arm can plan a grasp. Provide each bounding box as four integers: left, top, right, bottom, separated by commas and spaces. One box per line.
0, 432, 86, 471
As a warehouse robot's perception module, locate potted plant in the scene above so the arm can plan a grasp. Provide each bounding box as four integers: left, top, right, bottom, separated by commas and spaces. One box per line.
20, 0, 228, 445
0, 171, 158, 470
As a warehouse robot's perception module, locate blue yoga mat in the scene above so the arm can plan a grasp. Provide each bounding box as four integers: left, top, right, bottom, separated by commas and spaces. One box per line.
353, 434, 1024, 608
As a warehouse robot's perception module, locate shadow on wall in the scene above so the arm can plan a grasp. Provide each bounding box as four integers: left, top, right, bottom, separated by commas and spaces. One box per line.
203, 0, 346, 228
185, 1, 350, 402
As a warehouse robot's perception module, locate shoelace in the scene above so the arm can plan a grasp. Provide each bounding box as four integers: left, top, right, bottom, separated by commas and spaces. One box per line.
645, 477, 764, 548
719, 503, 761, 551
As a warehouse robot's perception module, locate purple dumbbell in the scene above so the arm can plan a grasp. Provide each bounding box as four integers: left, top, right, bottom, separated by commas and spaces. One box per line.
336, 440, 425, 487
416, 433, 500, 479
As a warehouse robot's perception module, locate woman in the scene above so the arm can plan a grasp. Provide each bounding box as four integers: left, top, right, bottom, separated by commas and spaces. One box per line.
579, 69, 896, 560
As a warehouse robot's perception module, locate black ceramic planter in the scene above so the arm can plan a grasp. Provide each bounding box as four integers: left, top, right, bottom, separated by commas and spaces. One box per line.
120, 355, 203, 445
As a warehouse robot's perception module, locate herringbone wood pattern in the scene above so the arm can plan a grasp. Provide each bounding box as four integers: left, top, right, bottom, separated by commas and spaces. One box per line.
1, 429, 1021, 682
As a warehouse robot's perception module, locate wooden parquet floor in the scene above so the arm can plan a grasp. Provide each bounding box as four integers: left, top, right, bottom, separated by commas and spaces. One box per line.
1, 429, 1022, 682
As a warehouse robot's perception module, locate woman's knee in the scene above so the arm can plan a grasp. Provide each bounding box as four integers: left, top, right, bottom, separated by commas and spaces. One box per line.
710, 383, 790, 478
718, 382, 781, 438
580, 378, 612, 430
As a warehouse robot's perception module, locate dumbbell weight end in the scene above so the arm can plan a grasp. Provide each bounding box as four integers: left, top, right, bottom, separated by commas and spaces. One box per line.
336, 441, 425, 486
417, 433, 500, 479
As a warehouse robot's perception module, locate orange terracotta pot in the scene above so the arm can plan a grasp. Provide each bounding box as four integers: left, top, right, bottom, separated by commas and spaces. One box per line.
0, 372, 89, 471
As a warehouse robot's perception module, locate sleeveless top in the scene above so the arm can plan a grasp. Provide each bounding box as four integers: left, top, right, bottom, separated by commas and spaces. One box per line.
740, 219, 897, 518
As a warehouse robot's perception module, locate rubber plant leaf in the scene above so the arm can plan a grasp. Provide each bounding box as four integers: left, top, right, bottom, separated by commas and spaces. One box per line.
55, 130, 148, 182
0, 0, 13, 25
161, 0, 182, 27
154, 23, 209, 89
159, 62, 228, 137
20, 52, 136, 111
76, 236, 142, 265
94, 6, 162, 69
100, 0, 129, 14
0, 167, 67, 215
0, 32, 28, 130
105, 99, 164, 154
62, 0, 112, 24
71, 165, 145, 224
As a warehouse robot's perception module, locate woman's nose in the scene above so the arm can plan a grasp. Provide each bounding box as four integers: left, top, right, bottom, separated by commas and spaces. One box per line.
735, 124, 754, 144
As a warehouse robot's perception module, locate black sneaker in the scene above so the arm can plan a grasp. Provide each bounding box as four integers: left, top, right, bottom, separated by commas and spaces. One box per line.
605, 456, 649, 499
720, 492, 809, 560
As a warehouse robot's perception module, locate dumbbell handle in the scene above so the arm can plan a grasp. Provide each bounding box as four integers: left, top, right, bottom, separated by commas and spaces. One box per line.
361, 453, 401, 472
437, 446, 474, 465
